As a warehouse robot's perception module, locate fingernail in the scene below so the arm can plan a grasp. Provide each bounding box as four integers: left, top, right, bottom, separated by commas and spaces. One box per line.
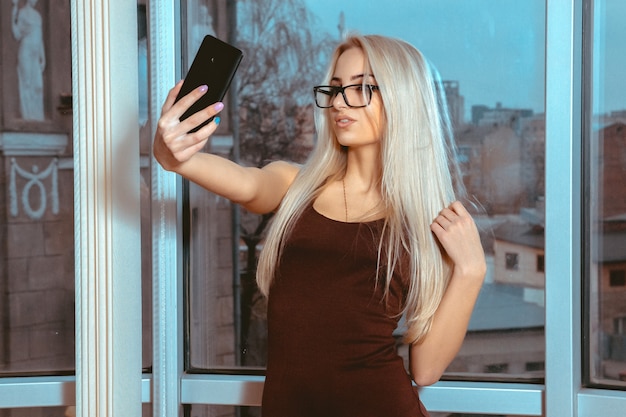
214, 102, 224, 111
214, 117, 221, 125
198, 85, 208, 93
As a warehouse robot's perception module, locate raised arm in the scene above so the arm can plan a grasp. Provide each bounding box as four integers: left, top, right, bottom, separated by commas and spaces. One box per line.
409, 201, 487, 386
153, 82, 299, 214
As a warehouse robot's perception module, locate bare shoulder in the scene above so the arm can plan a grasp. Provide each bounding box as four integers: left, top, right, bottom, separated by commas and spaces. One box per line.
260, 160, 301, 187
242, 160, 301, 214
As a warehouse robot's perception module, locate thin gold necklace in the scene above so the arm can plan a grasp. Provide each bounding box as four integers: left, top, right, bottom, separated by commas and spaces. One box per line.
342, 178, 348, 222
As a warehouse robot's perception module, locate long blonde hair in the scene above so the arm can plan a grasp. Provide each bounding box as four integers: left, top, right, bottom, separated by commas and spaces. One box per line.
256, 34, 464, 344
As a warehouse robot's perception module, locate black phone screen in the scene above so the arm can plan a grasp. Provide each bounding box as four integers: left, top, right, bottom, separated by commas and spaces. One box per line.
175, 35, 243, 132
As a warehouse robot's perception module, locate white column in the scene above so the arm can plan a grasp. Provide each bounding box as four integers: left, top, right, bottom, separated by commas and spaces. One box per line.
71, 0, 142, 416
148, 2, 184, 417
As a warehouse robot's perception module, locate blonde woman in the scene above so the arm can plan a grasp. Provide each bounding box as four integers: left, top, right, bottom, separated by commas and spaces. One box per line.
154, 34, 486, 417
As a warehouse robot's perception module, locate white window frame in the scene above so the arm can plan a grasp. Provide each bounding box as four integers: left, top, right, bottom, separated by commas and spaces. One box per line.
1, 0, 626, 416
0, 0, 147, 415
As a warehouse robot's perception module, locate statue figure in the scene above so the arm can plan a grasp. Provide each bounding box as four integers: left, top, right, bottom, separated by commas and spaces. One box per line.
12, 0, 46, 121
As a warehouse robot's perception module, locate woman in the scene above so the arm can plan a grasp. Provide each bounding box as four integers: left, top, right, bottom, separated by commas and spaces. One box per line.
154, 34, 486, 417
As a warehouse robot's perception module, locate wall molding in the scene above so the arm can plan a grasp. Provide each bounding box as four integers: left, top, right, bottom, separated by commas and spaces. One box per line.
0, 132, 68, 156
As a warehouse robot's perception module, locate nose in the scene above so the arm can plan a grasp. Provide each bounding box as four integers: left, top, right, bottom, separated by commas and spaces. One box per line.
332, 90, 348, 109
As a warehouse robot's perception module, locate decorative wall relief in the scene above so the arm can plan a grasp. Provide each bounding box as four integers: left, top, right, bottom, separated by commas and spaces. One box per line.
11, 0, 46, 121
9, 157, 59, 219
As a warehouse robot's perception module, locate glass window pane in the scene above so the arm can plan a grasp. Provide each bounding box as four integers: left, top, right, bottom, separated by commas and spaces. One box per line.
137, 0, 153, 371
585, 0, 626, 388
1, 0, 74, 374
186, 0, 546, 385
183, 0, 231, 369
0, 0, 152, 381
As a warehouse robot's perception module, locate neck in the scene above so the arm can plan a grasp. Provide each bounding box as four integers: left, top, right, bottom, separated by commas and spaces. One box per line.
344, 143, 384, 221
343, 144, 382, 189
341, 172, 384, 222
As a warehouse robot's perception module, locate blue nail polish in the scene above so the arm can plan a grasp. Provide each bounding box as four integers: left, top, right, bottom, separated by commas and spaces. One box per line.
214, 116, 221, 125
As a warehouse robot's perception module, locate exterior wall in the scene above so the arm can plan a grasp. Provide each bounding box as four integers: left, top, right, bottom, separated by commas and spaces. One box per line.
1, 0, 74, 374
450, 329, 545, 376
456, 121, 542, 215
598, 261, 626, 379
600, 261, 626, 334
520, 116, 546, 206
599, 123, 626, 218
443, 80, 464, 128
493, 240, 545, 289
455, 125, 489, 199
397, 328, 545, 378
3, 157, 74, 371
480, 126, 524, 214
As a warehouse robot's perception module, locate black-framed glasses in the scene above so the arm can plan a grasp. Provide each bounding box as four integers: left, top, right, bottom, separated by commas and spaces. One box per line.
313, 84, 380, 108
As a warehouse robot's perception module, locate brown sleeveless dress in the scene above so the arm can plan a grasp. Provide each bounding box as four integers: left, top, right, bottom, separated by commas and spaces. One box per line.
262, 205, 430, 417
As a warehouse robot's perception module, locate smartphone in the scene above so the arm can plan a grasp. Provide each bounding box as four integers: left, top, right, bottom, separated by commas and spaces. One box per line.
175, 35, 243, 132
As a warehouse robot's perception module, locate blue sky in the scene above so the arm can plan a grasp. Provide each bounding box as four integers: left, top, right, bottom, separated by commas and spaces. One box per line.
594, 0, 626, 114
304, 0, 626, 118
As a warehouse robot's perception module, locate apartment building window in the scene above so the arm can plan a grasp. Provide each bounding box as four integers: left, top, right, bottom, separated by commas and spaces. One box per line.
484, 363, 509, 374
525, 361, 545, 372
537, 254, 545, 273
609, 270, 626, 287
615, 317, 626, 335
505, 252, 520, 271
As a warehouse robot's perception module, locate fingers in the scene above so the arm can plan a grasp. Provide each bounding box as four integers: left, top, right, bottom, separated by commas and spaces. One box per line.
430, 201, 479, 249
158, 105, 222, 152
431, 201, 468, 232
162, 82, 214, 120
182, 101, 224, 132
161, 80, 184, 114
153, 116, 220, 171
158, 82, 224, 140
154, 82, 226, 170
430, 201, 485, 276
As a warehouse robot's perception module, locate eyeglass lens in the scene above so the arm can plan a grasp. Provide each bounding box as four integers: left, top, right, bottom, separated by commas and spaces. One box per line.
315, 85, 373, 108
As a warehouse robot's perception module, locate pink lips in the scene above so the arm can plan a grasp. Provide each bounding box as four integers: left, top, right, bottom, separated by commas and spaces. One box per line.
335, 114, 355, 128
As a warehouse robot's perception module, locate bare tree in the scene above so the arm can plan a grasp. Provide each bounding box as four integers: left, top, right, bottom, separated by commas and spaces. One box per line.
232, 0, 336, 371
236, 0, 334, 167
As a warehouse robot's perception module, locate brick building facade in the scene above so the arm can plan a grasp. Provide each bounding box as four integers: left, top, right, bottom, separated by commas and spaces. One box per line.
1, 0, 74, 376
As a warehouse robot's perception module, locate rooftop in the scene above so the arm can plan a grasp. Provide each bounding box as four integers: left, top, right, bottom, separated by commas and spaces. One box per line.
468, 283, 545, 332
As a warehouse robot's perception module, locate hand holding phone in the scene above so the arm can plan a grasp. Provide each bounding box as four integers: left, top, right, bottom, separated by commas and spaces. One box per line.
175, 35, 243, 132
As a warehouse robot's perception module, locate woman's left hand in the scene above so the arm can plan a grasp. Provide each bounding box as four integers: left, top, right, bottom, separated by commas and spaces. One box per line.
411, 201, 487, 385
430, 201, 486, 279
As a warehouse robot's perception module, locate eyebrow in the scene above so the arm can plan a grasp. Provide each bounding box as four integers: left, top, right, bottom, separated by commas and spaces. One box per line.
330, 73, 376, 83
